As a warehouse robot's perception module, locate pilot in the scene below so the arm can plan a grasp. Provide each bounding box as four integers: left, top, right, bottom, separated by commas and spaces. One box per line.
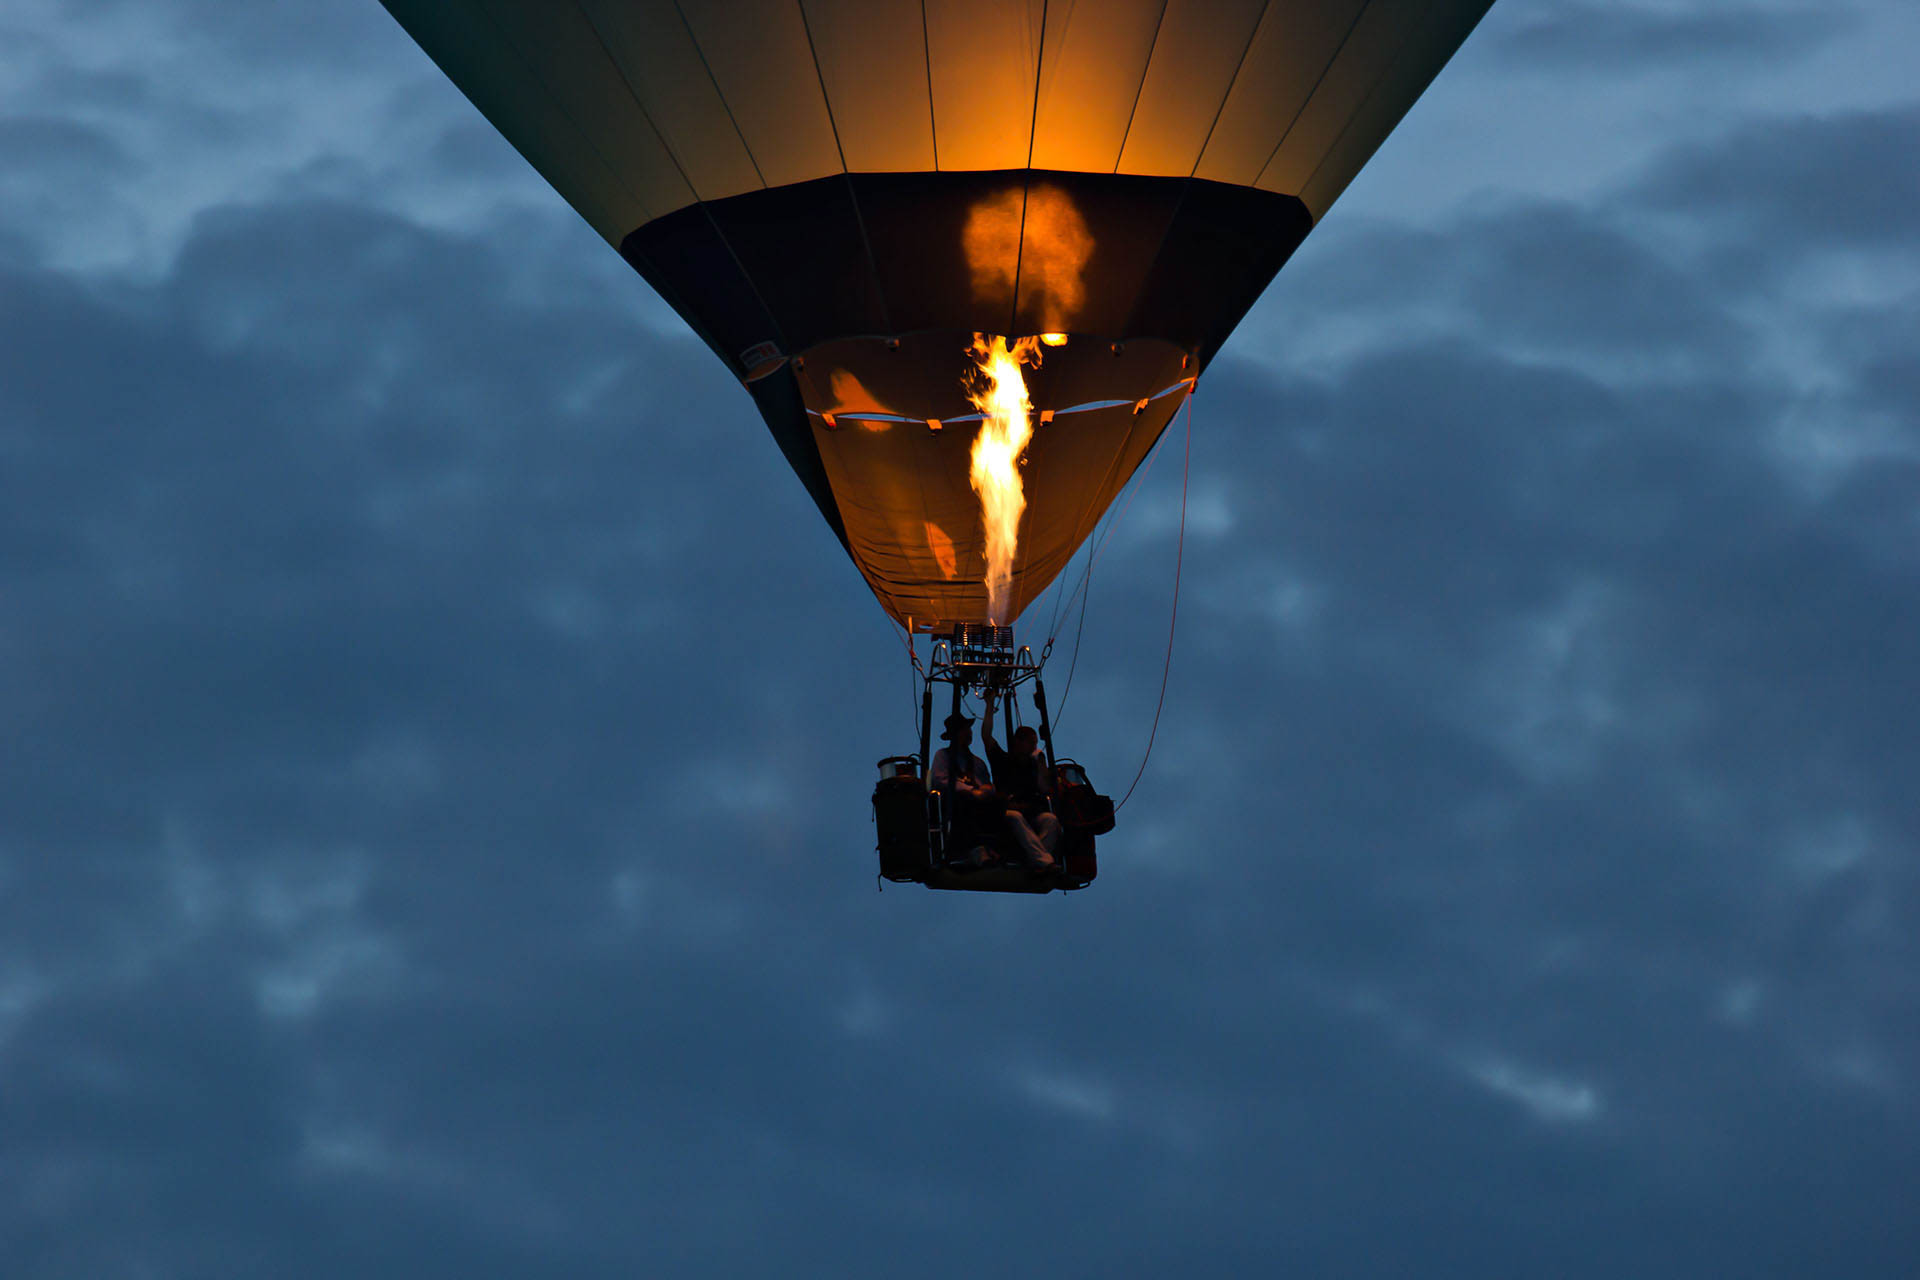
930, 712, 999, 863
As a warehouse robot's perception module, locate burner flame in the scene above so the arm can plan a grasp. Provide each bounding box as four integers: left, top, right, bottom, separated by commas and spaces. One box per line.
966, 334, 1046, 624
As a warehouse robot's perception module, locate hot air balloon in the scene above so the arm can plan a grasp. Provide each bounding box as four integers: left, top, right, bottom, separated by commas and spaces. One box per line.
378, 0, 1495, 892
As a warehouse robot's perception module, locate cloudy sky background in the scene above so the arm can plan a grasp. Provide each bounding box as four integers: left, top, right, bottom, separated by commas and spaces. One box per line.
4, 1, 1918, 1274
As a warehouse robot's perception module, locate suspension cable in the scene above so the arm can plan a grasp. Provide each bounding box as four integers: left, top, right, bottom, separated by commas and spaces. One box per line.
886, 616, 924, 745
1052, 387, 1187, 730
1050, 560, 1093, 731
1039, 526, 1083, 647
1114, 392, 1193, 813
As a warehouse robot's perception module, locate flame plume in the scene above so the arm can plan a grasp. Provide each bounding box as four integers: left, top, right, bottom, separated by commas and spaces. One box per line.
966, 333, 1046, 624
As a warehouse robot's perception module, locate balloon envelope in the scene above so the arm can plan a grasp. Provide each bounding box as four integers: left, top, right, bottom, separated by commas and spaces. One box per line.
381, 0, 1494, 629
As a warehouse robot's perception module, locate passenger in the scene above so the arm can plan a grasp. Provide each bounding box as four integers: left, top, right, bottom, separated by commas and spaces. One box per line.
929, 712, 1000, 865
982, 691, 1062, 872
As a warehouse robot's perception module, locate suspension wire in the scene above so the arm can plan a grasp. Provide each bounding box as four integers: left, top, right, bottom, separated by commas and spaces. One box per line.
1039, 531, 1086, 652
1045, 501, 1110, 652
885, 615, 924, 746
908, 632, 923, 747
1044, 390, 1181, 647
1053, 444, 1162, 728
1114, 392, 1193, 814
1037, 380, 1195, 677
1050, 558, 1094, 731
884, 611, 914, 669
1039, 475, 1093, 644
1045, 512, 1097, 647
1038, 528, 1094, 719
1050, 385, 1189, 730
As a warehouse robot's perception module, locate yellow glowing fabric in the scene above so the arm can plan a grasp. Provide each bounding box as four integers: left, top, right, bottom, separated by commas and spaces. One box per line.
381, 0, 1494, 240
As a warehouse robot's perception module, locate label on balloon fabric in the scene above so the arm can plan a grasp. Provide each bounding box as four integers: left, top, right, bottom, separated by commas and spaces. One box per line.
739, 341, 785, 381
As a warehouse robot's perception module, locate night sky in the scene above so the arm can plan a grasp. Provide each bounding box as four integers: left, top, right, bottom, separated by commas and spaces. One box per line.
4, 2, 1918, 1275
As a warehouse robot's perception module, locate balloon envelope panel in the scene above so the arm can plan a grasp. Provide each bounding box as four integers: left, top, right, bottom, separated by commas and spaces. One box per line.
379, 0, 1495, 627
381, 0, 1493, 241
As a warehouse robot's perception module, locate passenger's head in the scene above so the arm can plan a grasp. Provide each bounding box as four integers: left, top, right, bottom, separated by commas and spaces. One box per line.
1011, 725, 1039, 756
941, 713, 974, 747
